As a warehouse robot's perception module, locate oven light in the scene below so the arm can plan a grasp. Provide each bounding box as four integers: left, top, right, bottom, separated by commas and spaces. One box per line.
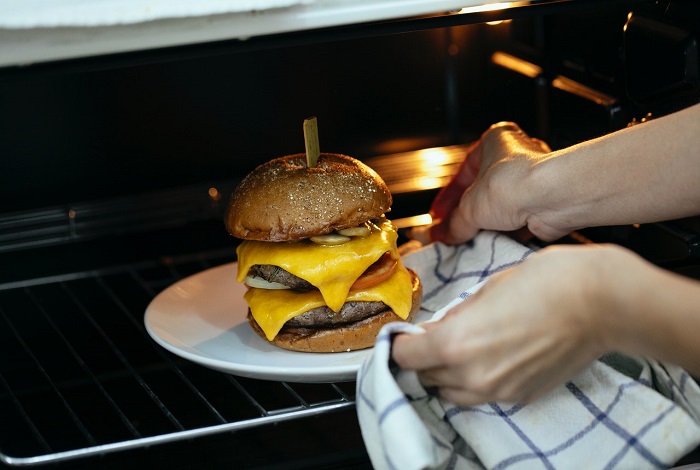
409, 148, 455, 189
414, 176, 443, 190
208, 187, 222, 201
485, 20, 511, 26
623, 12, 633, 32
458, 2, 520, 14
392, 213, 433, 229
552, 75, 616, 107
457, 2, 525, 25
417, 148, 452, 166
492, 51, 542, 78
414, 213, 433, 226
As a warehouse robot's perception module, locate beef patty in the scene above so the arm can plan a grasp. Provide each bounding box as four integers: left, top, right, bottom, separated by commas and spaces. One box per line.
249, 264, 389, 328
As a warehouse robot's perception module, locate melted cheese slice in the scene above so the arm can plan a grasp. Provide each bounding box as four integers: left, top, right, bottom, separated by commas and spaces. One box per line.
245, 262, 413, 340
236, 220, 398, 312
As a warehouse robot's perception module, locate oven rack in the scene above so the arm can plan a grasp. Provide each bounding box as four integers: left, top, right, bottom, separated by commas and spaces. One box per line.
0, 248, 358, 467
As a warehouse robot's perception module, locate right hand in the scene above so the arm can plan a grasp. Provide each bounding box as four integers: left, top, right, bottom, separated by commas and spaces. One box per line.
412, 122, 565, 245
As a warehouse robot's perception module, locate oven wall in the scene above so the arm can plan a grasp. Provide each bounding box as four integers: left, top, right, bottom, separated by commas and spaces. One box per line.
0, 2, 645, 218
0, 30, 455, 215
3, 2, 700, 468
4, 0, 698, 277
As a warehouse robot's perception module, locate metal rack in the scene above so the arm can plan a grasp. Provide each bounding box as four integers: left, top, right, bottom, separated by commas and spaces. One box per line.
0, 143, 470, 468
0, 249, 357, 467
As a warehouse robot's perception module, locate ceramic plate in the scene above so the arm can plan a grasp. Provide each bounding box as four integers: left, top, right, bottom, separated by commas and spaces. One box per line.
144, 263, 386, 382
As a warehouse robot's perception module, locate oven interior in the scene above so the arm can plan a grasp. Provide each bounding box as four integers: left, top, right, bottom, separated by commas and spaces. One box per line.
1, 1, 699, 468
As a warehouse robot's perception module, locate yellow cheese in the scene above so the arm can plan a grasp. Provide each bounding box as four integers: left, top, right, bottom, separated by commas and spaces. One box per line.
245, 262, 413, 340
236, 220, 398, 312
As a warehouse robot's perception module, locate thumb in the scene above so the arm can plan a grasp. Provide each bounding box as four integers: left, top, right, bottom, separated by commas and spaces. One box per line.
430, 198, 480, 245
430, 141, 482, 220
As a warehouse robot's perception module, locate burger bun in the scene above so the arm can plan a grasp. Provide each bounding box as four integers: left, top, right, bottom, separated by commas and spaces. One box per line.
225, 153, 392, 242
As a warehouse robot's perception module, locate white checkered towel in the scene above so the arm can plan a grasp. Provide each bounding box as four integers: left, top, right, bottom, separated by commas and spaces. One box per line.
357, 231, 700, 469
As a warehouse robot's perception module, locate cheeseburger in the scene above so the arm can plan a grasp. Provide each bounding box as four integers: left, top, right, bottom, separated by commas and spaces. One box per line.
225, 152, 422, 353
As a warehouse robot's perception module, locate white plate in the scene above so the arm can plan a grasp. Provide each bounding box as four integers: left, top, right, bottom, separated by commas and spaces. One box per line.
145, 262, 422, 383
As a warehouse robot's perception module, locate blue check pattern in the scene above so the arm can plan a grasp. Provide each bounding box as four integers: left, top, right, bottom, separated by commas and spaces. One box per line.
402, 232, 534, 312
356, 232, 700, 470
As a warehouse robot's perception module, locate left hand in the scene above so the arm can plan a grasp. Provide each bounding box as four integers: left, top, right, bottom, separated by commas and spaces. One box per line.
391, 245, 622, 405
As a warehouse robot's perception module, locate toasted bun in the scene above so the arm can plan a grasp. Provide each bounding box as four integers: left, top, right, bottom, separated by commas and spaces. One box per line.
247, 269, 422, 353
225, 153, 392, 242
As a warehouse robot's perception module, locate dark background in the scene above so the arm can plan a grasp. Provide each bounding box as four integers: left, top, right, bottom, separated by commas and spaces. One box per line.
0, 5, 636, 216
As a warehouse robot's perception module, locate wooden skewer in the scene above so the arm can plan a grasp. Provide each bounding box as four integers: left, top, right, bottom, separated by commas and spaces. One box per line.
303, 116, 320, 168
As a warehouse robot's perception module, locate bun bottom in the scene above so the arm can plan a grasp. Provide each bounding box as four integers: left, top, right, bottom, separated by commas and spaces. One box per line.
247, 269, 422, 353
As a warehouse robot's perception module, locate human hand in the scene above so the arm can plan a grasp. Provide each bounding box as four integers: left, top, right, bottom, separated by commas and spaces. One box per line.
391, 245, 625, 406
412, 122, 561, 245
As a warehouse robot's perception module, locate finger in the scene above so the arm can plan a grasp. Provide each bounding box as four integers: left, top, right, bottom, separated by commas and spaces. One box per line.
436, 387, 491, 407
417, 367, 493, 406
506, 226, 535, 243
483, 122, 549, 161
417, 366, 468, 389
436, 197, 480, 245
531, 137, 551, 153
408, 223, 432, 245
423, 370, 528, 407
430, 181, 468, 222
417, 320, 442, 332
407, 220, 466, 245
425, 218, 450, 244
430, 141, 481, 220
424, 191, 482, 245
391, 331, 446, 371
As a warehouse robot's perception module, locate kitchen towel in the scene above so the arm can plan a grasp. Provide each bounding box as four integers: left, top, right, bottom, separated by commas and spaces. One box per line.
357, 231, 700, 469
